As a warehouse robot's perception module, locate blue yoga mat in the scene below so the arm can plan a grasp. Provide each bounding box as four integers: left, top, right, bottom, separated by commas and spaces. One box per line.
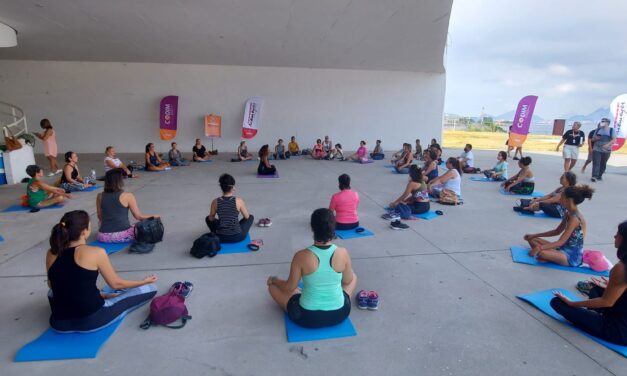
0, 234, 4, 241
517, 289, 627, 357
220, 234, 253, 254
469, 176, 494, 182
15, 317, 124, 362
517, 211, 562, 220
78, 185, 102, 192
414, 211, 439, 220
193, 159, 212, 163
284, 314, 357, 343
88, 240, 133, 255
335, 228, 374, 239
384, 164, 395, 168
510, 246, 609, 277
2, 204, 64, 213
499, 188, 545, 197
257, 173, 279, 178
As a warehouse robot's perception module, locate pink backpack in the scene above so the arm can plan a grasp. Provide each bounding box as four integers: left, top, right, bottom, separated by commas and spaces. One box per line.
140, 285, 191, 329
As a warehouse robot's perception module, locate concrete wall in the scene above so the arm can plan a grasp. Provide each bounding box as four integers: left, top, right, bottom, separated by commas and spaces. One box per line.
0, 60, 445, 154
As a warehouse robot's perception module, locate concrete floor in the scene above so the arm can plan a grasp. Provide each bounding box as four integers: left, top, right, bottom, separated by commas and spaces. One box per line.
0, 149, 626, 376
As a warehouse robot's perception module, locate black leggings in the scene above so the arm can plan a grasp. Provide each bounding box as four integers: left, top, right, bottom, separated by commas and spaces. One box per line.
539, 203, 562, 218
509, 181, 535, 195
409, 201, 430, 214
287, 292, 351, 328
336, 222, 359, 230
206, 215, 254, 243
258, 164, 277, 175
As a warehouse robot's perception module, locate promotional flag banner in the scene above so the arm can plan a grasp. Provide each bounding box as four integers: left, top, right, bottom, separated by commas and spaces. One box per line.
508, 95, 538, 147
159, 96, 178, 141
242, 97, 263, 139
610, 93, 626, 151
205, 114, 222, 138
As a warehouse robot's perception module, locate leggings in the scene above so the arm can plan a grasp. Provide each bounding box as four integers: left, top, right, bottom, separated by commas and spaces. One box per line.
509, 181, 535, 195
539, 203, 563, 218
49, 284, 157, 333
97, 227, 135, 243
206, 215, 254, 243
336, 222, 359, 230
409, 201, 430, 214
258, 164, 277, 175
287, 292, 351, 329
60, 177, 94, 192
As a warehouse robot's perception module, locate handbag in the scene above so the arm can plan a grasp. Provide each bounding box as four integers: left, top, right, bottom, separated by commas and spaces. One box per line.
135, 217, 164, 244
3, 127, 22, 152
439, 189, 459, 205
190, 233, 221, 258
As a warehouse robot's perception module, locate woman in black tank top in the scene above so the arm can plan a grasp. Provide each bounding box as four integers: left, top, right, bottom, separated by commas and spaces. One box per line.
60, 151, 96, 192
205, 174, 254, 243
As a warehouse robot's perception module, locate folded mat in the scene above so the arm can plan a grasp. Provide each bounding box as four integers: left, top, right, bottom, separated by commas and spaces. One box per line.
469, 176, 495, 182
510, 246, 609, 277
517, 211, 561, 220
499, 188, 545, 197
517, 288, 627, 357
257, 173, 279, 178
414, 211, 439, 220
335, 228, 374, 239
219, 234, 253, 254
2, 204, 64, 213
88, 240, 133, 255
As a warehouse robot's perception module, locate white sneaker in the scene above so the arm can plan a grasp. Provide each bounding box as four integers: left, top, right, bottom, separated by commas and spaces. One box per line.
54, 169, 62, 175
47, 172, 55, 177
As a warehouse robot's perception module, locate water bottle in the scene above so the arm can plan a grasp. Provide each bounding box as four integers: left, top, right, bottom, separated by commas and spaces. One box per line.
91, 169, 96, 181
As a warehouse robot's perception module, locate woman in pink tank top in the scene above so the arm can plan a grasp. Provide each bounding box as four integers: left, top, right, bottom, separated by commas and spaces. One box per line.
35, 118, 61, 176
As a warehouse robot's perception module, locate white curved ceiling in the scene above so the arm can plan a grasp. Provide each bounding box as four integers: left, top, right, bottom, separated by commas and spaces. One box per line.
0, 0, 452, 72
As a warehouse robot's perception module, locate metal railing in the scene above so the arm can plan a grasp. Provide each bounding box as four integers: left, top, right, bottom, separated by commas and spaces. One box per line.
0, 101, 28, 142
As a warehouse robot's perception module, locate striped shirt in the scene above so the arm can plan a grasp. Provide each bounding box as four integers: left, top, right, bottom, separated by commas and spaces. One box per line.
216, 196, 240, 236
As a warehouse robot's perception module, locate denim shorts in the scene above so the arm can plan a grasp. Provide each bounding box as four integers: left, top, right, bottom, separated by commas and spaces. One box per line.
558, 246, 583, 267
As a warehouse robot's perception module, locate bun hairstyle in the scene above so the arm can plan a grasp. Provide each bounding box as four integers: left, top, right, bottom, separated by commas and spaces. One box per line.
49, 210, 90, 256
338, 174, 351, 190
564, 184, 594, 205
447, 157, 462, 175
409, 164, 423, 183
617, 221, 627, 265
563, 171, 577, 187
311, 208, 336, 243
519, 156, 532, 166
64, 151, 75, 163
219, 173, 236, 193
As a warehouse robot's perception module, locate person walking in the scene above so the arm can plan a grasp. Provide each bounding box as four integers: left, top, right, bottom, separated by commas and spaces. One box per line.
556, 122, 585, 172
591, 118, 616, 182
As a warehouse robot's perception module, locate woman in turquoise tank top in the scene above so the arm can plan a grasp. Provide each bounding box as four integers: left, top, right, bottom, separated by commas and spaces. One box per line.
267, 208, 357, 328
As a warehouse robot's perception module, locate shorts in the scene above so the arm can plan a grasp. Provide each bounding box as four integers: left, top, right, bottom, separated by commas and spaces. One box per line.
287, 291, 351, 329
562, 145, 579, 160
557, 246, 583, 267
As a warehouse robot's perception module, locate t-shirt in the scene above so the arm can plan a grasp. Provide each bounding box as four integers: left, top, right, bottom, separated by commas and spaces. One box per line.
494, 161, 508, 179
193, 145, 207, 158
592, 127, 615, 153
357, 146, 367, 158
104, 156, 122, 172
276, 144, 285, 154
329, 189, 359, 224
562, 130, 585, 146
460, 150, 474, 167
288, 141, 300, 153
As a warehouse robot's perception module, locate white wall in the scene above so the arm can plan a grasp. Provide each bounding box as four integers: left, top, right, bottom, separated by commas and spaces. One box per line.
0, 60, 445, 154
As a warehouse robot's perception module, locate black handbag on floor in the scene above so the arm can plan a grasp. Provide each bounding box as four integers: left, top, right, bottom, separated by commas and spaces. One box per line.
135, 217, 164, 244
190, 233, 221, 258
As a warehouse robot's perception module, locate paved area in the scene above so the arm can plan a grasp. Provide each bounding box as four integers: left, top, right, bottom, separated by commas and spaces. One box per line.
0, 148, 626, 375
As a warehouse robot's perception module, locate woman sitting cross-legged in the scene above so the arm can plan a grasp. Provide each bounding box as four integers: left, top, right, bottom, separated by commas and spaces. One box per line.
168, 142, 190, 166
515, 171, 576, 218
25, 165, 71, 209
501, 156, 534, 194
422, 149, 439, 183
192, 139, 212, 162
232, 141, 252, 162
257, 145, 277, 176
389, 165, 430, 215
329, 174, 360, 230
60, 151, 96, 192
524, 185, 594, 266
145, 143, 170, 171
46, 210, 157, 333
267, 208, 357, 328
550, 220, 627, 345
483, 151, 509, 181
96, 169, 159, 243
428, 157, 462, 199
394, 143, 413, 174
205, 174, 254, 243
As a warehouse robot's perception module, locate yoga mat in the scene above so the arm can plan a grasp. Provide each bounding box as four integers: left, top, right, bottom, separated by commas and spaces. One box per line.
257, 173, 279, 178
517, 211, 561, 220
469, 177, 494, 182
2, 204, 64, 213
499, 188, 545, 197
284, 314, 357, 343
0, 234, 4, 241
335, 228, 374, 239
88, 240, 133, 255
384, 165, 395, 168
414, 211, 439, 220
15, 317, 124, 362
517, 289, 627, 357
193, 159, 212, 163
80, 185, 102, 192
219, 234, 253, 254
510, 246, 609, 277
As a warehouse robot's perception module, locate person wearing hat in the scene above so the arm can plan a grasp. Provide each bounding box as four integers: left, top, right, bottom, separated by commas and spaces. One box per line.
591, 118, 616, 182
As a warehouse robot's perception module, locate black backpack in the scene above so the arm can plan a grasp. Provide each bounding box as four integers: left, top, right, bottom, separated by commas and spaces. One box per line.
129, 241, 156, 254
135, 217, 164, 244
190, 233, 221, 258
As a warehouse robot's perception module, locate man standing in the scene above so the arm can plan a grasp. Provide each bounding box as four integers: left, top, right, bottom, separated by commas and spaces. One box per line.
556, 122, 585, 172
591, 118, 616, 182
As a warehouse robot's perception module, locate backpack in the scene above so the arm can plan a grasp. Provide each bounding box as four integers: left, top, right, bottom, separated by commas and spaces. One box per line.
135, 217, 164, 244
140, 285, 191, 329
190, 233, 221, 258
129, 241, 156, 254
439, 189, 459, 205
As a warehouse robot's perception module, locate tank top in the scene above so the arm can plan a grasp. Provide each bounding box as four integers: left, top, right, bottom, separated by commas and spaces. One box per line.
27, 178, 46, 207
216, 196, 240, 236
443, 169, 462, 196
563, 212, 584, 250
603, 266, 627, 341
299, 244, 344, 311
147, 152, 158, 166
48, 246, 104, 320
412, 183, 429, 202
426, 162, 438, 181
99, 192, 131, 233
60, 165, 78, 184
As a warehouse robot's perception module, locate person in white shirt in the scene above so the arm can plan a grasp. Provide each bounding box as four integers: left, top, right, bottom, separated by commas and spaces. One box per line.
104, 146, 137, 178
458, 144, 479, 173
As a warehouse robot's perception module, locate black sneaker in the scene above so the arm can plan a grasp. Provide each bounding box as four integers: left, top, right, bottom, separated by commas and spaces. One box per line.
513, 157, 520, 160
591, 177, 596, 182
390, 220, 409, 230
597, 177, 603, 181
513, 206, 523, 212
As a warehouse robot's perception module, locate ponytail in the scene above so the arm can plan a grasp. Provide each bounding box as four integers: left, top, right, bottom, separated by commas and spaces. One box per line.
564, 184, 594, 205
49, 210, 90, 256
447, 157, 462, 176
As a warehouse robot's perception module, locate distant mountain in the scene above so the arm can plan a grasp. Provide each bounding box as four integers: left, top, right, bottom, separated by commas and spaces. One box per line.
564, 108, 610, 123
494, 110, 544, 122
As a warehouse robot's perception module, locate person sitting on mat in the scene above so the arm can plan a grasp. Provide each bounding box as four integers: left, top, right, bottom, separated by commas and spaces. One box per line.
551, 220, 627, 345
273, 139, 290, 160
347, 141, 369, 163
523, 185, 594, 266
312, 139, 325, 160
60, 151, 96, 192
483, 151, 509, 181
104, 146, 136, 178
458, 144, 479, 173
501, 156, 534, 194
288, 136, 300, 156
428, 157, 462, 199
25, 165, 71, 209
430, 141, 443, 164
329, 174, 360, 230
322, 136, 333, 159
257, 145, 277, 176
46, 210, 158, 333
391, 145, 405, 164
389, 165, 430, 215
206, 173, 254, 243
395, 143, 413, 174
232, 140, 252, 162
370, 139, 384, 160
96, 169, 159, 243
169, 142, 190, 166
267, 208, 357, 328
515, 172, 577, 218
145, 143, 170, 172
328, 143, 345, 161
414, 139, 423, 160
422, 149, 439, 183
192, 139, 211, 162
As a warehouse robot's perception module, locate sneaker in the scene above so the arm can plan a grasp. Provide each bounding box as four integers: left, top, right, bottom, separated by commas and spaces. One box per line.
390, 220, 409, 230
54, 169, 62, 175
591, 177, 596, 182
513, 157, 520, 161
264, 218, 272, 227
367, 291, 379, 310
170, 281, 193, 298
576, 281, 593, 297
513, 206, 523, 212
381, 213, 400, 221
258, 219, 267, 227
47, 172, 56, 177
356, 290, 369, 310
597, 176, 603, 181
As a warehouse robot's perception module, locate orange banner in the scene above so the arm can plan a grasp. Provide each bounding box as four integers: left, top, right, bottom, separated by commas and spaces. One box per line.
204, 114, 221, 138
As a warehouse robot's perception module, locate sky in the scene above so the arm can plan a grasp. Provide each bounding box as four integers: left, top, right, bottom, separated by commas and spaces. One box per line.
444, 0, 627, 119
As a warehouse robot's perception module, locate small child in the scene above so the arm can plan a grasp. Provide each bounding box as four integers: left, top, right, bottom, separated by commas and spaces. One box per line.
370, 140, 384, 160
312, 139, 325, 160
329, 143, 344, 161
274, 139, 289, 160
25, 165, 71, 211
484, 151, 509, 181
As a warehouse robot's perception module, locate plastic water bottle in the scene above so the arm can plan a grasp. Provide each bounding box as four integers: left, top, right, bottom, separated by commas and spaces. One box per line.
91, 169, 96, 180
